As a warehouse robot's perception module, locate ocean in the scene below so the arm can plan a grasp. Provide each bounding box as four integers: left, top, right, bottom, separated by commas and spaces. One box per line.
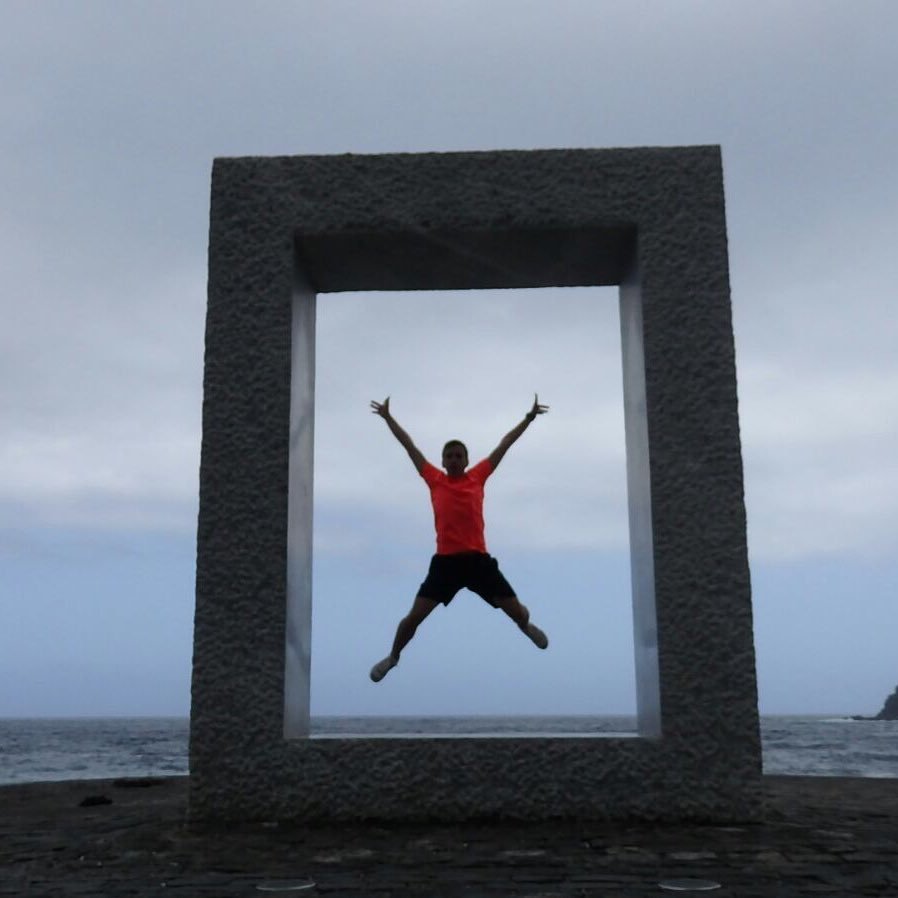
1, 716, 896, 786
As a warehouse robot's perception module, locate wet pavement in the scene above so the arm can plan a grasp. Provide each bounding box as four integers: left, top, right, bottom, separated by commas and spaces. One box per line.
2, 775, 897, 896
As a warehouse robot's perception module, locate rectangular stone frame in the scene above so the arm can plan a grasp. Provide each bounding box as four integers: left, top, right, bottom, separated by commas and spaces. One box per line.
190, 146, 761, 822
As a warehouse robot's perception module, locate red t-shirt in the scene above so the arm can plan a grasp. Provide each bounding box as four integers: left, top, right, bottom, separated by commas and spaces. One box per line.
420, 459, 493, 555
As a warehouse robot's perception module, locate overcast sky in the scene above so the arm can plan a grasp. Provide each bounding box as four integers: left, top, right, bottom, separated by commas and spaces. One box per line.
2, 1, 896, 720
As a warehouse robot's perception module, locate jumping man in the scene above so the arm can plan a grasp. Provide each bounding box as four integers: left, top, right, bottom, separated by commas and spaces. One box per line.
368, 394, 550, 683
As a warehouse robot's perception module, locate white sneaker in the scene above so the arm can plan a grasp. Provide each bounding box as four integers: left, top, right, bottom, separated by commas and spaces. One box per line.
370, 655, 398, 683
523, 622, 549, 650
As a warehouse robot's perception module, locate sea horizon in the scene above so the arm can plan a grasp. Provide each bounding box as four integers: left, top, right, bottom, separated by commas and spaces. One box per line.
0, 711, 876, 720
3, 714, 897, 785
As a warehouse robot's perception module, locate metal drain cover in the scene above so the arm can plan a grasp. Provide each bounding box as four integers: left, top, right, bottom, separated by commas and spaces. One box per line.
256, 879, 316, 892
658, 879, 721, 892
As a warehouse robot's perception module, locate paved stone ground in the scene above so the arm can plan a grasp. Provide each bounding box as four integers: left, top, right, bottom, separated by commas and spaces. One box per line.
2, 776, 897, 896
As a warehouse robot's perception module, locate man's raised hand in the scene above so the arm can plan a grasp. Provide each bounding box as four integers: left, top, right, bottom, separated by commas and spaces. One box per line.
528, 393, 549, 420
487, 394, 549, 470
371, 397, 426, 473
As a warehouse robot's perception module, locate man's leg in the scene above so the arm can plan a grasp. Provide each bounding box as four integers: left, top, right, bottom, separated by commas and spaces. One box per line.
370, 594, 440, 682
391, 594, 440, 659
473, 555, 549, 651
494, 595, 549, 650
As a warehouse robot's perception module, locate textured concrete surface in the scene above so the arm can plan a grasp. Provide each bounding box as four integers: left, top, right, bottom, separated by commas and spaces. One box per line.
194, 146, 759, 822
4, 776, 898, 897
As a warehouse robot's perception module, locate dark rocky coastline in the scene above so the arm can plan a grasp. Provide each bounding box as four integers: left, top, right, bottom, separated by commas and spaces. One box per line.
852, 684, 898, 721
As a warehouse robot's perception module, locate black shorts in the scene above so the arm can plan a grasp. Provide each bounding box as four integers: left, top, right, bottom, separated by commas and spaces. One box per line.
418, 552, 515, 606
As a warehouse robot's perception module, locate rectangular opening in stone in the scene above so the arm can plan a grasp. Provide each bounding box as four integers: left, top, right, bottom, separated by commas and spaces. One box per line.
309, 286, 637, 736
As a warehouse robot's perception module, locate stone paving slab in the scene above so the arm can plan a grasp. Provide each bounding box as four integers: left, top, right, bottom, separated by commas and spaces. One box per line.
2, 776, 897, 896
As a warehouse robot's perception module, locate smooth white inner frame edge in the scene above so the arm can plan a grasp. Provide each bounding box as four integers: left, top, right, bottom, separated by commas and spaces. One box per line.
284, 276, 659, 739
284, 275, 316, 738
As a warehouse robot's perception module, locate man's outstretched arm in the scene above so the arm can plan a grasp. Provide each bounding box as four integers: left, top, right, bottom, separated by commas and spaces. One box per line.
370, 397, 427, 473
488, 394, 549, 471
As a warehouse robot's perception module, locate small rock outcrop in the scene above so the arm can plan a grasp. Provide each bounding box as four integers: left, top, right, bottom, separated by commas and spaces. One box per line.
874, 684, 898, 720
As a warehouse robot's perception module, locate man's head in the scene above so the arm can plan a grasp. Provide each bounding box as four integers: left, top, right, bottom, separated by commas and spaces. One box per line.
441, 439, 469, 477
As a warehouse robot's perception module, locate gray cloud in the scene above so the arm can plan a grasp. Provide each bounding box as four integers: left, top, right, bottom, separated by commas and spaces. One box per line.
1, 2, 895, 600
0, 0, 898, 713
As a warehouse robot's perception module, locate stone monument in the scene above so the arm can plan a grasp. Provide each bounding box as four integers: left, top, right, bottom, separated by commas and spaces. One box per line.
190, 146, 761, 822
